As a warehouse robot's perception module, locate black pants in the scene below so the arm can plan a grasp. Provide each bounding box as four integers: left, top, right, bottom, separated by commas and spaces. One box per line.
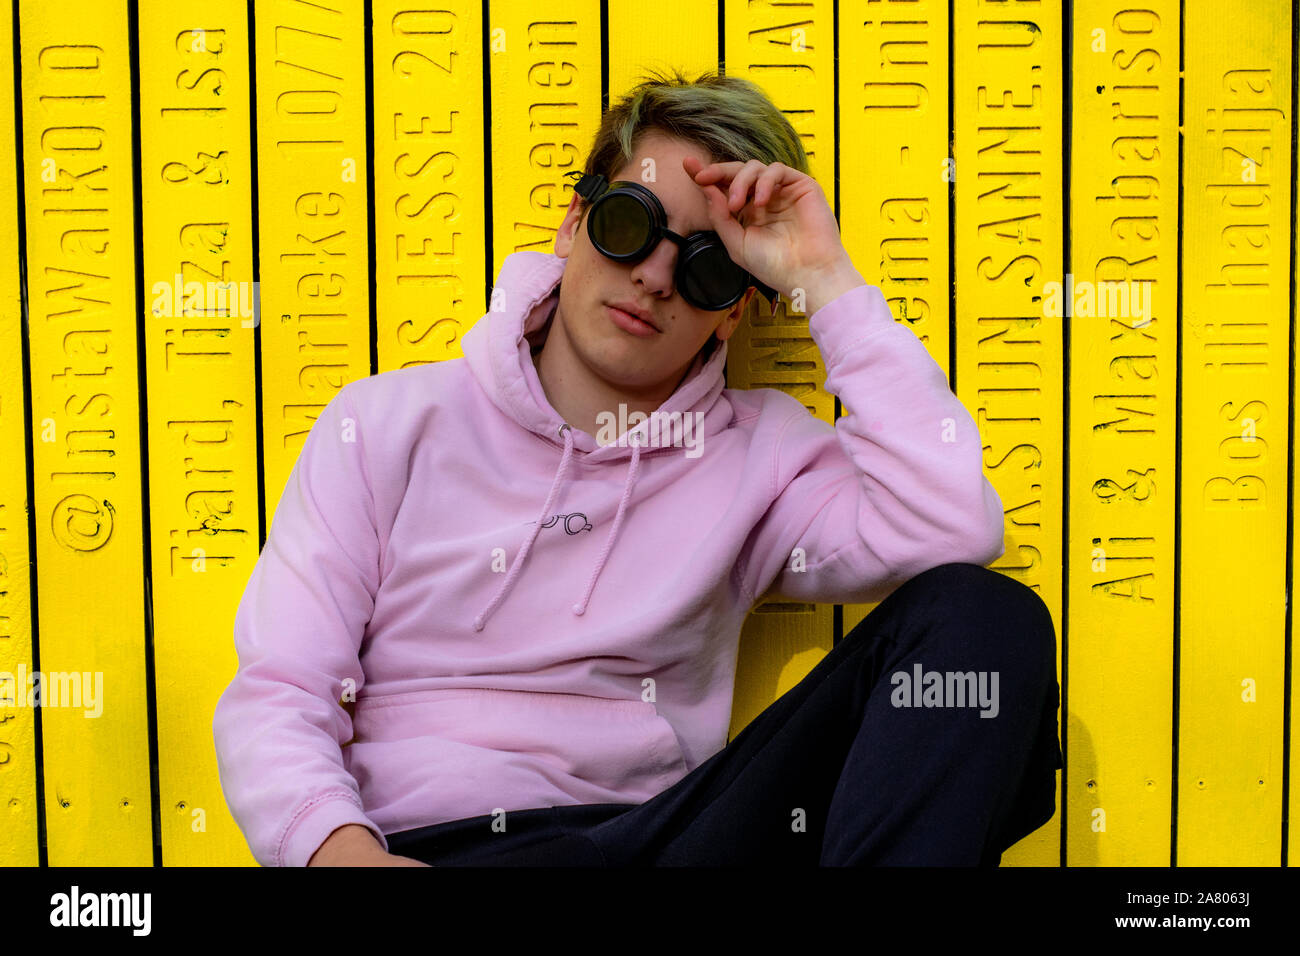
384, 563, 1063, 866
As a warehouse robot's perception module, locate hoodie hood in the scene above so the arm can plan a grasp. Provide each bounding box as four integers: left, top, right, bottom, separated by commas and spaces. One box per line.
459, 250, 735, 630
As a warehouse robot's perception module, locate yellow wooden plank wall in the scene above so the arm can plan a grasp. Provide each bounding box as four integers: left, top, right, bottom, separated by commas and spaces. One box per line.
1180, 0, 1291, 865
15, 0, 152, 867
0, 0, 1294, 867
0, 1, 34, 864
138, 0, 260, 866
1067, 0, 1177, 866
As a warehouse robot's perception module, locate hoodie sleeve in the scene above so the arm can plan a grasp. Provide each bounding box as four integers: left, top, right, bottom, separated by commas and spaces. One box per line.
735, 281, 1006, 607
213, 383, 390, 867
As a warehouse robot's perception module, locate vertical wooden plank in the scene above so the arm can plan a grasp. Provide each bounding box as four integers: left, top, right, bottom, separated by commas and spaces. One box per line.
839, 3, 952, 394
18, 0, 152, 864
724, 0, 837, 737
607, 0, 718, 99
487, 0, 601, 271
838, 6, 952, 635
372, 2, 486, 372
953, 0, 1064, 864
1291, 18, 1300, 869
254, 0, 371, 522
1067, 0, 1179, 866
1180, 0, 1291, 865
138, 1, 259, 865
0, 0, 39, 866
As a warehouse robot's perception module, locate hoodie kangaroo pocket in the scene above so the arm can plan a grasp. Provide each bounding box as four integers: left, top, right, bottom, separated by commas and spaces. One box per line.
349, 686, 689, 794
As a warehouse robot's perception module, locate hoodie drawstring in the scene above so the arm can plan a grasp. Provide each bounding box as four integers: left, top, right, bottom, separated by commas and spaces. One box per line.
472, 424, 575, 632
471, 424, 644, 631
572, 438, 641, 616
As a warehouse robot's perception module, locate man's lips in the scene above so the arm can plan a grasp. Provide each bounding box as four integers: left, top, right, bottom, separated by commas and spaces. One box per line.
608, 301, 659, 331
606, 303, 660, 336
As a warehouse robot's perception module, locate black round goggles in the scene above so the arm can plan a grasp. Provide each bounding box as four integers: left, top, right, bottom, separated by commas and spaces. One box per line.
564, 169, 779, 312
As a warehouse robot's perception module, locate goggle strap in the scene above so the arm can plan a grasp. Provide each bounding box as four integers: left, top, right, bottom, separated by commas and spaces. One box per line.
567, 170, 606, 201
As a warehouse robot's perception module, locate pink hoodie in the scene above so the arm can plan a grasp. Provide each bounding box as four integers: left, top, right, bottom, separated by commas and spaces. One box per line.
212, 250, 1006, 866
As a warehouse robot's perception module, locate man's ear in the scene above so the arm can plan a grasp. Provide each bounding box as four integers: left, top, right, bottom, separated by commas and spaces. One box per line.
554, 193, 584, 259
714, 286, 757, 343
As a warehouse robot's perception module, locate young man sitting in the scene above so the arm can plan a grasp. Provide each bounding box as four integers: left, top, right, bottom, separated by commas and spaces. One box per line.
214, 69, 1062, 868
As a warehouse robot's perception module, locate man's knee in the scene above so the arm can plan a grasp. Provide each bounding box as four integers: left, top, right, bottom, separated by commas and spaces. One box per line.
894, 563, 1057, 680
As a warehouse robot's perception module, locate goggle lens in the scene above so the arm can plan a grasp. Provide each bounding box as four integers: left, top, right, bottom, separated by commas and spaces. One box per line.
589, 192, 651, 257
679, 243, 747, 310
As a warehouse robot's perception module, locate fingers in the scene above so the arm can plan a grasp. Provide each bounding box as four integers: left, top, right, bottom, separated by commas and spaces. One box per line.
688, 159, 747, 193
688, 158, 792, 214
701, 181, 745, 249
753, 164, 787, 207
686, 157, 737, 183
715, 160, 767, 212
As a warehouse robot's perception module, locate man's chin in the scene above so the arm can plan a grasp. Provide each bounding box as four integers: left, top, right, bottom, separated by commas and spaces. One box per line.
584, 351, 682, 394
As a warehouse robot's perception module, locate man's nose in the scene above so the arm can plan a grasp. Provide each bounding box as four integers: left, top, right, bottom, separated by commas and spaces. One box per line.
630, 236, 678, 297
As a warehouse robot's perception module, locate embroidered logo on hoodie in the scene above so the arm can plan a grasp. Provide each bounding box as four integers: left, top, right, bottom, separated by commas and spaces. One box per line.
528, 512, 593, 535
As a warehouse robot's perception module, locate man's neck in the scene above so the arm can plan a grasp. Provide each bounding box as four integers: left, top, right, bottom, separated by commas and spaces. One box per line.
532, 322, 694, 443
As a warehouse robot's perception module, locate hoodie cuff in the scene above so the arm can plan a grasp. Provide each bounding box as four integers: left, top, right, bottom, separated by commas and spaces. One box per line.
280, 793, 390, 867
807, 282, 897, 366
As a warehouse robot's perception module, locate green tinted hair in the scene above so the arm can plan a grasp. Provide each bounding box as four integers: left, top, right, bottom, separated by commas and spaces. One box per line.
578, 67, 811, 190
573, 68, 810, 347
